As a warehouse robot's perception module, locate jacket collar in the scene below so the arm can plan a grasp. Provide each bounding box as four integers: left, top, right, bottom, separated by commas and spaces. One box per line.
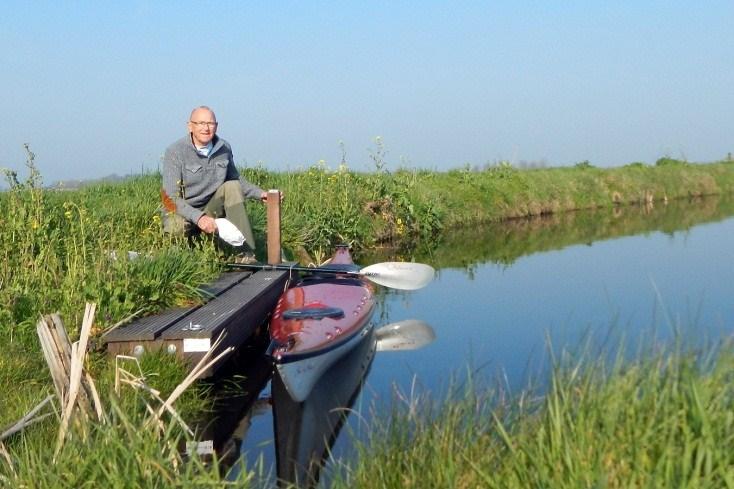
188, 134, 223, 156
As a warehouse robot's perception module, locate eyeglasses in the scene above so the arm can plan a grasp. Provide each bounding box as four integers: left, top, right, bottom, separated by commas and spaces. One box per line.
189, 121, 218, 128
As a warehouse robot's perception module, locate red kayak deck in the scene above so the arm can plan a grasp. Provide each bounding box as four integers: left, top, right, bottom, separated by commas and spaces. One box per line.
268, 246, 376, 401
270, 278, 374, 357
269, 246, 375, 361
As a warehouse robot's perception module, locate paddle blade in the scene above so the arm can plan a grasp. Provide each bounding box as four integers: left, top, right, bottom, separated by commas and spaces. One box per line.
375, 319, 436, 352
360, 262, 435, 290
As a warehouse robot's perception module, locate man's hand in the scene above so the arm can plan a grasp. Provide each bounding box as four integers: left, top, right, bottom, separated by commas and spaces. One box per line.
197, 215, 217, 234
260, 191, 285, 203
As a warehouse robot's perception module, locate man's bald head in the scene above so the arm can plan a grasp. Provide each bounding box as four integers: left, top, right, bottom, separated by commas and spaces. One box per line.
190, 106, 216, 122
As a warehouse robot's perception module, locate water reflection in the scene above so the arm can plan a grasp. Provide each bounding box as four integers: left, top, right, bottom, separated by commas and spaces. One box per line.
208, 321, 435, 488
370, 195, 734, 395
193, 332, 272, 467
271, 323, 377, 488
211, 196, 734, 485
364, 195, 734, 269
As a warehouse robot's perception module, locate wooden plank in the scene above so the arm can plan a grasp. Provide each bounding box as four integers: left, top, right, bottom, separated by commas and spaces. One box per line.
161, 270, 287, 342
106, 339, 165, 357
105, 270, 289, 377
160, 270, 287, 375
198, 271, 253, 297
103, 307, 189, 342
104, 271, 252, 342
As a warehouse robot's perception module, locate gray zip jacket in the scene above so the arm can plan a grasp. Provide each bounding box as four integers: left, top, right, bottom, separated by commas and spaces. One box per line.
161, 135, 264, 224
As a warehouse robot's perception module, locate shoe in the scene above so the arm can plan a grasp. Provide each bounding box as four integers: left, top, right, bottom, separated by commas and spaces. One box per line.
233, 252, 258, 265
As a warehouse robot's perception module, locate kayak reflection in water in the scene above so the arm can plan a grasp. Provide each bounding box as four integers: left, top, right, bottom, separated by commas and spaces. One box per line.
210, 318, 434, 488
272, 318, 436, 488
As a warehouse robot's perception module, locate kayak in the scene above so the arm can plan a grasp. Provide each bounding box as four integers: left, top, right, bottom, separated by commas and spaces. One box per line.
272, 321, 377, 487
269, 245, 376, 402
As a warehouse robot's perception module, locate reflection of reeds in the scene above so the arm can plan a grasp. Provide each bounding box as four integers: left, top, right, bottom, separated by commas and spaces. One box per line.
612, 190, 623, 205
423, 194, 734, 269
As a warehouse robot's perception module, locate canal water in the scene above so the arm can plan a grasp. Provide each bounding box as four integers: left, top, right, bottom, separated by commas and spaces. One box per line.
232, 195, 734, 485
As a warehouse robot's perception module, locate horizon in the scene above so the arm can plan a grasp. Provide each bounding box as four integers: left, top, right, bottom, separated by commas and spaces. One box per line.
2, 2, 732, 184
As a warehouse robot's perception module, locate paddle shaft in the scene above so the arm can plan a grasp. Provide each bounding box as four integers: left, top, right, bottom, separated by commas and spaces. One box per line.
226, 262, 362, 277
226, 260, 434, 290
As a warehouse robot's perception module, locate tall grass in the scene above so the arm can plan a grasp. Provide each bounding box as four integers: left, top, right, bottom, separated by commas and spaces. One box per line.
0, 320, 251, 487
331, 342, 734, 488
243, 160, 443, 259
1, 361, 252, 488
1, 148, 734, 486
0, 148, 221, 347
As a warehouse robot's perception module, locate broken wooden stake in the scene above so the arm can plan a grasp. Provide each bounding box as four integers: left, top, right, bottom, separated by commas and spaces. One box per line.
0, 395, 54, 442
55, 303, 97, 458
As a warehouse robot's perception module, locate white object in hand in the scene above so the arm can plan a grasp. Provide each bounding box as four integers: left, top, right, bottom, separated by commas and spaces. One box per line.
215, 218, 245, 246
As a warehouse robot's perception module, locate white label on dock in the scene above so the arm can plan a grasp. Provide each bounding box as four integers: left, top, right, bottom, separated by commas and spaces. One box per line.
186, 440, 214, 455
183, 338, 211, 352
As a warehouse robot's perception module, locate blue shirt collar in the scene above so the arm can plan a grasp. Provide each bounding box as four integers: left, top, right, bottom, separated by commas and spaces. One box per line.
195, 141, 214, 157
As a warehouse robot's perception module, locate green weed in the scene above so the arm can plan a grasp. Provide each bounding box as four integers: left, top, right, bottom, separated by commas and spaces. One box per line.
331, 343, 734, 488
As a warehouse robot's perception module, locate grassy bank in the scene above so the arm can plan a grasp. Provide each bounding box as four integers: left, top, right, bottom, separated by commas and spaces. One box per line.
2, 155, 731, 349
1, 362, 239, 488
332, 342, 734, 488
249, 157, 734, 257
2, 156, 733, 409
1, 153, 734, 485
5, 339, 734, 488
405, 193, 734, 269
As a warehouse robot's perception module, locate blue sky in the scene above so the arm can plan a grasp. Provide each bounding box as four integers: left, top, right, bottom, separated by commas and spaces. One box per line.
1, 1, 732, 184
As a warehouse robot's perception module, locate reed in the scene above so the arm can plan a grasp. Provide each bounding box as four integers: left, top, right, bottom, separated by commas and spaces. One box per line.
2, 397, 254, 488
1, 148, 734, 486
1, 308, 238, 487
331, 342, 734, 488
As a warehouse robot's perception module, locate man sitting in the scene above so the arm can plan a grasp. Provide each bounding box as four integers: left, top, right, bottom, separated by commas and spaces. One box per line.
161, 105, 265, 263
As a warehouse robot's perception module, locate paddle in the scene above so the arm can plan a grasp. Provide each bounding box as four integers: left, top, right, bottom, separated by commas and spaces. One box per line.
225, 261, 435, 291
375, 319, 436, 352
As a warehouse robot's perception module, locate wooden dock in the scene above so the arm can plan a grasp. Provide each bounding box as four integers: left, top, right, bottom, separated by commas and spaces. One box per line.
105, 190, 288, 376
104, 268, 290, 376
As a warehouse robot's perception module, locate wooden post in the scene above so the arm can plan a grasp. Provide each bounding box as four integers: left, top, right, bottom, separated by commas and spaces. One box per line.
266, 189, 281, 265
